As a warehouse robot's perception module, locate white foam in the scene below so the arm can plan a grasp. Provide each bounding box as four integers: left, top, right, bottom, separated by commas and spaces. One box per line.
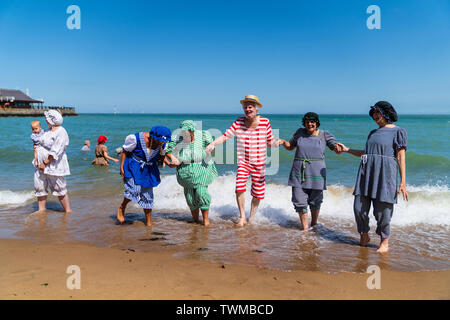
0, 190, 35, 207
150, 174, 450, 227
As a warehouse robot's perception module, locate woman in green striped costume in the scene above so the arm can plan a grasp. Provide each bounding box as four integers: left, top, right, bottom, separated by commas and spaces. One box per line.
165, 120, 218, 226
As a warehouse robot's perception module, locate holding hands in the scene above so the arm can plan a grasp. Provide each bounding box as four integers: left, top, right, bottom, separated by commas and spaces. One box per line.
164, 155, 181, 168
333, 143, 349, 154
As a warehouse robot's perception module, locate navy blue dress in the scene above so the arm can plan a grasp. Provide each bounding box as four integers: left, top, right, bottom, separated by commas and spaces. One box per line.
353, 126, 408, 204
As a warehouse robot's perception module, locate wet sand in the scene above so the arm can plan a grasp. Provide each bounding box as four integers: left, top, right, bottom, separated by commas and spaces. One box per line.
1, 239, 449, 300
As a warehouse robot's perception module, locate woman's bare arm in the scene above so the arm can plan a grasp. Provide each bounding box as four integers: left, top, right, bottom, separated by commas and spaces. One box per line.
206, 135, 228, 153
280, 139, 296, 151
120, 152, 127, 180
104, 150, 119, 162
396, 148, 408, 201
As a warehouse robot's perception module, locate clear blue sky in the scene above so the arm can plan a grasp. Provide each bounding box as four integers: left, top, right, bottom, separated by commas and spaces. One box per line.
1, 0, 449, 114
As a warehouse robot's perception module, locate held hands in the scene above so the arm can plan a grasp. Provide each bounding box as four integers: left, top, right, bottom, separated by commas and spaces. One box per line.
334, 143, 349, 154
205, 143, 215, 154
275, 138, 285, 147
165, 156, 181, 168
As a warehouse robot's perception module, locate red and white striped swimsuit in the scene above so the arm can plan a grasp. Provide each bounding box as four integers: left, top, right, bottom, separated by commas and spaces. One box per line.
224, 116, 274, 199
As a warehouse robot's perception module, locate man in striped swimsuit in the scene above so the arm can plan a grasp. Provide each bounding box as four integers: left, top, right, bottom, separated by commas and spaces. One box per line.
206, 95, 280, 226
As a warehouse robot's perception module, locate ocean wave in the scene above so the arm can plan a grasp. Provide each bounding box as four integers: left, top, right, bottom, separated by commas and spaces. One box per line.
151, 174, 450, 227
0, 190, 35, 207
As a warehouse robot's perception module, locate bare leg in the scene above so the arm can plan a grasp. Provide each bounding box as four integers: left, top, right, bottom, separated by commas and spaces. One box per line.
248, 197, 261, 223
360, 232, 371, 246
299, 212, 309, 231
235, 192, 247, 227
37, 196, 47, 212
58, 194, 72, 214
201, 209, 209, 226
144, 208, 152, 226
310, 209, 320, 227
117, 198, 131, 223
190, 209, 200, 223
377, 237, 389, 253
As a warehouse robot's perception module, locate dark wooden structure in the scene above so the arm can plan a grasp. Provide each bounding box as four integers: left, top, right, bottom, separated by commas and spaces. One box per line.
0, 88, 77, 116
0, 89, 43, 108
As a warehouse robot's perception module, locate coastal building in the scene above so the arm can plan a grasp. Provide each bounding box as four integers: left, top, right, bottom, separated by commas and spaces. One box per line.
0, 88, 43, 108
0, 88, 77, 116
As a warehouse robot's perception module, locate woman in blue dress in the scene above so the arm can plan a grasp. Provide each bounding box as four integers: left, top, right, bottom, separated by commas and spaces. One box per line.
279, 112, 343, 231
337, 101, 408, 253
117, 126, 171, 226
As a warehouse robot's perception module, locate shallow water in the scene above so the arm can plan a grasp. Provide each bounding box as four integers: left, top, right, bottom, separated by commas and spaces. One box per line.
1, 174, 449, 273
0, 114, 449, 273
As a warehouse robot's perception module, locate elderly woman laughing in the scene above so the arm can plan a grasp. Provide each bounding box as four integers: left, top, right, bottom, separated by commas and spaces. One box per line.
165, 120, 218, 226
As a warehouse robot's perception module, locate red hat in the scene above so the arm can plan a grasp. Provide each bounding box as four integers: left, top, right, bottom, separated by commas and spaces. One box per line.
98, 135, 107, 144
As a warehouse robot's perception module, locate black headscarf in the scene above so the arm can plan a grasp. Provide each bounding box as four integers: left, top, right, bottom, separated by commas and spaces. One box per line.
369, 101, 398, 123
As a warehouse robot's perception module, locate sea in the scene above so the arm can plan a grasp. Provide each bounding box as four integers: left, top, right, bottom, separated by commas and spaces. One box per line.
0, 113, 449, 273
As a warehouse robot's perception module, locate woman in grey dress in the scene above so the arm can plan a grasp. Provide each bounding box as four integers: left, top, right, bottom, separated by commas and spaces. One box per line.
337, 101, 408, 253
280, 112, 343, 231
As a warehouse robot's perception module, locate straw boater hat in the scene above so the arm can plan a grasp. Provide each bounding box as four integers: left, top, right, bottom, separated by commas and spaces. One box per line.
240, 94, 262, 107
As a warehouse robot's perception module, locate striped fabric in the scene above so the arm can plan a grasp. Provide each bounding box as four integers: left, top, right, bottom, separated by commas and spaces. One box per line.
166, 130, 218, 188
235, 162, 266, 199
224, 116, 274, 199
123, 177, 154, 209
224, 116, 274, 166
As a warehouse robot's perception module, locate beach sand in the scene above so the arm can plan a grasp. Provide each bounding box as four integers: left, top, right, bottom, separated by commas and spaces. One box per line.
1, 239, 449, 300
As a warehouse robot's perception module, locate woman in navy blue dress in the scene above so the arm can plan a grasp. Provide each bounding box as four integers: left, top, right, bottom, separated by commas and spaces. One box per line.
337, 101, 408, 253
117, 126, 171, 226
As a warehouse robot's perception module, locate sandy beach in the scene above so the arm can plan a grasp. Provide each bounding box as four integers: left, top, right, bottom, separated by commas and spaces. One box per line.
1, 239, 448, 300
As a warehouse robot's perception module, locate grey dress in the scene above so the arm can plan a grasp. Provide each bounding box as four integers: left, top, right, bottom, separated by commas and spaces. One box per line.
288, 129, 337, 190
353, 126, 408, 204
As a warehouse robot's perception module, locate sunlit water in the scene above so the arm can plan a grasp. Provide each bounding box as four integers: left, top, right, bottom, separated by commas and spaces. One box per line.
0, 114, 449, 272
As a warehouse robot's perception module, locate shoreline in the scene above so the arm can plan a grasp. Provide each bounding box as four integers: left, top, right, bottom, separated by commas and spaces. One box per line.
1, 238, 449, 300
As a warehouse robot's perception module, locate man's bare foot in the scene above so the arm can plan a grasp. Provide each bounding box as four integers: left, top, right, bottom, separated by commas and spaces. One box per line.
376, 238, 389, 253
235, 217, 247, 227
117, 205, 125, 223
360, 233, 371, 246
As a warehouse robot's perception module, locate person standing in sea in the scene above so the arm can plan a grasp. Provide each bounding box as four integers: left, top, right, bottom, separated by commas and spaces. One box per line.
34, 110, 72, 214
336, 101, 408, 253
206, 95, 280, 227
92, 135, 119, 166
117, 126, 171, 226
279, 112, 344, 231
165, 120, 218, 226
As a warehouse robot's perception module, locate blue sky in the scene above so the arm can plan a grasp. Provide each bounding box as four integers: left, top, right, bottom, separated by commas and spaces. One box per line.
1, 0, 449, 114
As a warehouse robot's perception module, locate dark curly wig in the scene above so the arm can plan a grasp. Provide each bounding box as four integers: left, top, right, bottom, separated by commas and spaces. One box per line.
302, 112, 320, 128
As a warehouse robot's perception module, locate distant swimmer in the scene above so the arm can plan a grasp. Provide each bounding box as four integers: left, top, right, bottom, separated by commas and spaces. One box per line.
336, 101, 408, 253
81, 139, 90, 151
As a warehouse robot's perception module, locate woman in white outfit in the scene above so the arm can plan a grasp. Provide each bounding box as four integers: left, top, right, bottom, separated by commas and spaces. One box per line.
34, 110, 72, 213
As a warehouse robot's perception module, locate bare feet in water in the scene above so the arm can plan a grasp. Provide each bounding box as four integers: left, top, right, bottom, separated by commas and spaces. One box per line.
117, 205, 125, 223
236, 217, 247, 227
360, 232, 371, 246
377, 238, 389, 253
